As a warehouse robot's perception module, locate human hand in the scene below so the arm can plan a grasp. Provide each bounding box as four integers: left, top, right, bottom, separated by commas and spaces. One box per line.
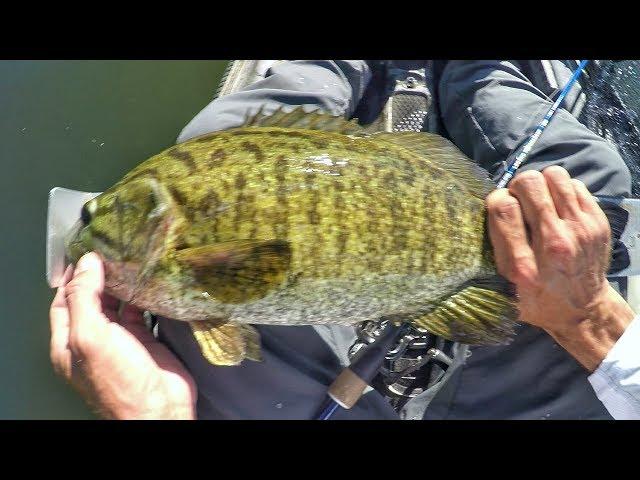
486, 166, 635, 371
50, 252, 197, 419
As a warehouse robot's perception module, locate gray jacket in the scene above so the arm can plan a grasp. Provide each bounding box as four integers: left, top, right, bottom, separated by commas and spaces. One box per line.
158, 60, 632, 419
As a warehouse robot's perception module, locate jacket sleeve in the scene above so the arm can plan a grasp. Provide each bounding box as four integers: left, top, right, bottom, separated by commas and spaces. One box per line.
588, 315, 640, 419
177, 60, 372, 143
437, 60, 631, 197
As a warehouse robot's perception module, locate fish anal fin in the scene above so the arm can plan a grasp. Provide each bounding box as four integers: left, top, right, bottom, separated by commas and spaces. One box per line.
411, 277, 518, 345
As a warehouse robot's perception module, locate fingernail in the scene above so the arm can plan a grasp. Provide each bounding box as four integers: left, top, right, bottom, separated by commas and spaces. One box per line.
63, 264, 74, 277
75, 252, 100, 273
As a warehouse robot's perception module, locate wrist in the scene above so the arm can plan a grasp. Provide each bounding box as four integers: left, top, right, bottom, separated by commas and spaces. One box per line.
109, 387, 196, 420
117, 402, 196, 420
133, 394, 196, 420
545, 284, 635, 372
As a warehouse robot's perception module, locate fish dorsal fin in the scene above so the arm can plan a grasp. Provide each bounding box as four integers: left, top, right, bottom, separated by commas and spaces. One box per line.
372, 132, 496, 198
242, 105, 368, 136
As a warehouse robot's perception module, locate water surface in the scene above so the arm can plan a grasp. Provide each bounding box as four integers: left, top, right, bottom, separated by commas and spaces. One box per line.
0, 60, 227, 418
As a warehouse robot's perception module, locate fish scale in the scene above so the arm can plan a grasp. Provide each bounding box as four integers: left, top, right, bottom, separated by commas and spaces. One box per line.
65, 108, 518, 366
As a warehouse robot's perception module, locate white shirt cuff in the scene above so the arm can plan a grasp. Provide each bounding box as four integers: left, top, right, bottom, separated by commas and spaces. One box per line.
588, 315, 640, 419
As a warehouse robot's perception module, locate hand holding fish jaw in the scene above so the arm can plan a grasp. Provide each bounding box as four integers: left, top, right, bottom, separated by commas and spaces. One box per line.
49, 252, 197, 419
486, 166, 635, 372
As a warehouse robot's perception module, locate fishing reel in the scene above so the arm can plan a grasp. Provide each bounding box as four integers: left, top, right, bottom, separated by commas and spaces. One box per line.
348, 320, 455, 410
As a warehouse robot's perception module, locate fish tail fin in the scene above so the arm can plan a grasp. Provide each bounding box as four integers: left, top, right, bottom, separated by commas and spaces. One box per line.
410, 276, 518, 345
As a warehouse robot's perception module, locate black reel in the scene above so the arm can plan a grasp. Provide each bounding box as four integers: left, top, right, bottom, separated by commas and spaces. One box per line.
348, 320, 455, 411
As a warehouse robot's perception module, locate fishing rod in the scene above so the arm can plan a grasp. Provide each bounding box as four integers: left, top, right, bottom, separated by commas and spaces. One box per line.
497, 60, 590, 188
316, 60, 592, 421
315, 322, 410, 420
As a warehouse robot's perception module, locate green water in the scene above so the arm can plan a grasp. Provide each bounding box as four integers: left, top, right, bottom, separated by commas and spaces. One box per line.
0, 60, 228, 419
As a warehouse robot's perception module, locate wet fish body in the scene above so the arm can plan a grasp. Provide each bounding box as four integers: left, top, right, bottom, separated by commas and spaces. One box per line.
66, 108, 516, 365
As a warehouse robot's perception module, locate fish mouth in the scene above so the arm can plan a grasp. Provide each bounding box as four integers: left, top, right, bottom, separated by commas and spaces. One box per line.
64, 219, 87, 264
64, 220, 118, 267
104, 279, 123, 290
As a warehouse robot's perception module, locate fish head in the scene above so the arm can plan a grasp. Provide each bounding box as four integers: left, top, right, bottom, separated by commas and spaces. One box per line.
65, 178, 181, 296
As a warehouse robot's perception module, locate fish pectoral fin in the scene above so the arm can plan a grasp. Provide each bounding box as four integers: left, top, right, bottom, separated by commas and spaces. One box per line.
175, 240, 292, 303
190, 321, 262, 366
411, 277, 519, 345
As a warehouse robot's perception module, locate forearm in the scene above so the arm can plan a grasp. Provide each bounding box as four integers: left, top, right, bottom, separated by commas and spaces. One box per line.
177, 60, 372, 143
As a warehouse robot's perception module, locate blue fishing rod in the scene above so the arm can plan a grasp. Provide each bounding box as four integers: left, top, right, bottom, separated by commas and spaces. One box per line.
315, 60, 590, 421
497, 60, 589, 188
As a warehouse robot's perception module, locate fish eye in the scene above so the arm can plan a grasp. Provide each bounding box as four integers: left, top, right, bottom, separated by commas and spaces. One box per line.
80, 204, 91, 225
80, 201, 95, 225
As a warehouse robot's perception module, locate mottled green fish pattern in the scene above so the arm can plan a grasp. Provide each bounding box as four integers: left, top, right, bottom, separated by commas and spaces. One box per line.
66, 108, 517, 365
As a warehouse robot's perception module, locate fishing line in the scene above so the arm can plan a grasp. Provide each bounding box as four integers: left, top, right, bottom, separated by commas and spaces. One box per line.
316, 399, 340, 420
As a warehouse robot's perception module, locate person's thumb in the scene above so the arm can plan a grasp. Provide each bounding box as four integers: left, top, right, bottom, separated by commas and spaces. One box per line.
66, 252, 107, 354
